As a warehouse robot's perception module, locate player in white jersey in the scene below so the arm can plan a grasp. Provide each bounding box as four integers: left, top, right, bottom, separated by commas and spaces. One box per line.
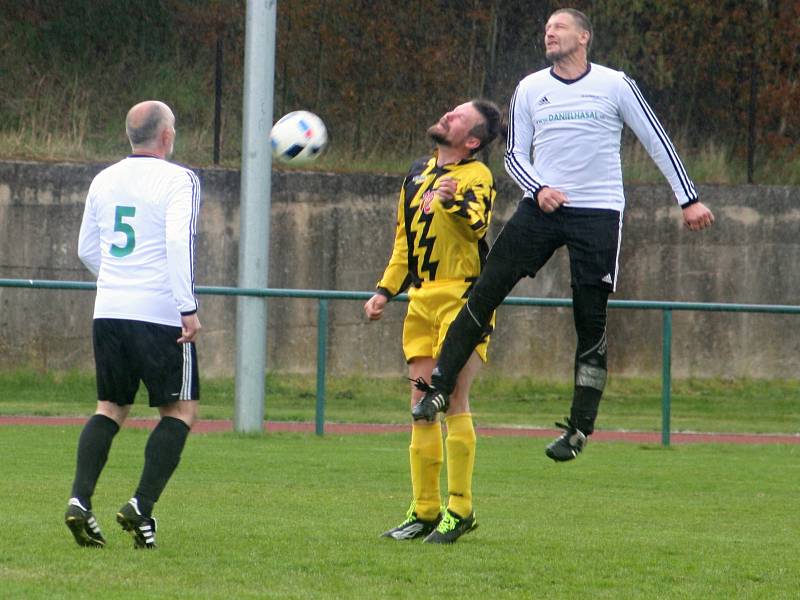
412, 8, 714, 461
65, 100, 201, 549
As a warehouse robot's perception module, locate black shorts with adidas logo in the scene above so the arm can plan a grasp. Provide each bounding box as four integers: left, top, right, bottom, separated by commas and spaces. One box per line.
488, 197, 622, 292
92, 318, 200, 407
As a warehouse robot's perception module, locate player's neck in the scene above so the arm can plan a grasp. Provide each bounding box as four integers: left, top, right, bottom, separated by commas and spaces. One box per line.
552, 55, 589, 81
436, 146, 468, 167
130, 147, 166, 160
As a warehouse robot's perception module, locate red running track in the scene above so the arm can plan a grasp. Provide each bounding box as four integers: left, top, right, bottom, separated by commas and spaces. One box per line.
1, 415, 798, 444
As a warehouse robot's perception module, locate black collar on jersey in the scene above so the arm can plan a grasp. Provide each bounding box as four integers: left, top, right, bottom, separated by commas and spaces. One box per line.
549, 62, 592, 85
431, 151, 477, 168
128, 153, 162, 159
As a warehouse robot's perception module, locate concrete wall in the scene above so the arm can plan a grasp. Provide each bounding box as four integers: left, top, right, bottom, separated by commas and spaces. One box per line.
1, 159, 798, 379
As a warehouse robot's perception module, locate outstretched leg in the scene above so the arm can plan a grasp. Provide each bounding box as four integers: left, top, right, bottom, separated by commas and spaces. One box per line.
569, 284, 609, 435
545, 284, 609, 462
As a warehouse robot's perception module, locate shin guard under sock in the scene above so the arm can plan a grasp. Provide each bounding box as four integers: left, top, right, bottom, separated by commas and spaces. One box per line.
134, 416, 190, 517
445, 413, 476, 517
70, 413, 120, 509
570, 386, 603, 435
571, 285, 609, 436
409, 421, 443, 520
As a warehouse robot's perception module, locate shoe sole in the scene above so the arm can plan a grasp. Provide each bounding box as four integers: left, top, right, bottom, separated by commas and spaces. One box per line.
116, 512, 156, 549
545, 447, 581, 461
65, 516, 105, 548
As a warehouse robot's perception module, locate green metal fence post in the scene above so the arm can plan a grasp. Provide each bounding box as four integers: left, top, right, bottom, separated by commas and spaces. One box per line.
316, 299, 329, 436
661, 308, 673, 446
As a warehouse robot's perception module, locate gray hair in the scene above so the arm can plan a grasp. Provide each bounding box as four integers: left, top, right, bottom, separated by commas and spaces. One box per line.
126, 104, 170, 146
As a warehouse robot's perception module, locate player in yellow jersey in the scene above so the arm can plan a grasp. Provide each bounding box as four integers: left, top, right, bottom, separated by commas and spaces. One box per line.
364, 99, 501, 544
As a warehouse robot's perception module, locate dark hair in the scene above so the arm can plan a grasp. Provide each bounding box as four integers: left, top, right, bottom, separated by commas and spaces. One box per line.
552, 8, 593, 54
469, 99, 502, 155
126, 104, 168, 146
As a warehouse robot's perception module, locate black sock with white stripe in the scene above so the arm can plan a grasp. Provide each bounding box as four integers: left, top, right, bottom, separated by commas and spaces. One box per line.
134, 416, 190, 517
71, 413, 120, 509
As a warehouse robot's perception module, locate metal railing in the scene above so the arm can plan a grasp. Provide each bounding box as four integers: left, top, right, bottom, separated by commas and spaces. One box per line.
2, 277, 799, 444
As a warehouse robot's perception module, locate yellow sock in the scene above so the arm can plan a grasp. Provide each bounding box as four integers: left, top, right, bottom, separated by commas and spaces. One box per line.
445, 413, 476, 517
409, 421, 443, 520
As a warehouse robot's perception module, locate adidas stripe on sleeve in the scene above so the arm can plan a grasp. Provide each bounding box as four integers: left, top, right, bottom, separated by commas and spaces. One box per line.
618, 75, 698, 206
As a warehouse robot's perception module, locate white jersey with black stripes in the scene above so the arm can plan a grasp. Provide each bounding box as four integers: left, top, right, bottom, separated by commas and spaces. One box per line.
504, 63, 697, 211
78, 156, 201, 327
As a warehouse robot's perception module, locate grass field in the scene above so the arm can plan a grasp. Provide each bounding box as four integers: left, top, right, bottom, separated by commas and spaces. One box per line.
1, 370, 798, 435
2, 425, 799, 599
2, 372, 798, 598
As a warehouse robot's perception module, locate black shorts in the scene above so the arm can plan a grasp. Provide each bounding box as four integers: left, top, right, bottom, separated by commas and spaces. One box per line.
490, 197, 622, 291
93, 318, 200, 407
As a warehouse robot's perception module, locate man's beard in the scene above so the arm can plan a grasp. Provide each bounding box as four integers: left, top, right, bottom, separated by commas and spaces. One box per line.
428, 128, 450, 147
546, 39, 580, 63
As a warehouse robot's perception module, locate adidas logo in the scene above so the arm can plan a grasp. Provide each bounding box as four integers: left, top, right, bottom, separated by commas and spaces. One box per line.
601, 273, 613, 284
432, 392, 447, 410
391, 522, 425, 539
537, 95, 551, 105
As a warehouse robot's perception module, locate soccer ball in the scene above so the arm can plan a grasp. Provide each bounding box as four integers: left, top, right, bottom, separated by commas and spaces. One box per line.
270, 110, 327, 165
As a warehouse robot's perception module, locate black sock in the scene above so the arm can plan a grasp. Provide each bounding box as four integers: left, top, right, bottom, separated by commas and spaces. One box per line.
70, 414, 120, 508
570, 285, 609, 436
134, 416, 190, 517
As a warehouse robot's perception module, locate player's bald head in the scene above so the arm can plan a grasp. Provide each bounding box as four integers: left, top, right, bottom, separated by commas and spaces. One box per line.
126, 101, 175, 147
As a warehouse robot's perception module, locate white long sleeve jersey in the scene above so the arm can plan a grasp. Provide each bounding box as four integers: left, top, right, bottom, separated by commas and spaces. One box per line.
504, 63, 697, 211
78, 156, 201, 326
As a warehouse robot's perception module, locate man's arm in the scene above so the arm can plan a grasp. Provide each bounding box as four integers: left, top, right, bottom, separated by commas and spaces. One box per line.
618, 74, 713, 230
503, 81, 567, 211
365, 183, 412, 321
165, 171, 201, 318
77, 189, 101, 277
617, 74, 698, 207
503, 82, 547, 197
375, 181, 413, 297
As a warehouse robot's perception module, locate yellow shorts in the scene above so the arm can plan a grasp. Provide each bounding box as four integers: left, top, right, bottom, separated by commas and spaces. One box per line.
403, 279, 493, 363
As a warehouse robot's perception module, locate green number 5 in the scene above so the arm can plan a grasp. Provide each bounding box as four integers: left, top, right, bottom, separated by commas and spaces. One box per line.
111, 205, 136, 257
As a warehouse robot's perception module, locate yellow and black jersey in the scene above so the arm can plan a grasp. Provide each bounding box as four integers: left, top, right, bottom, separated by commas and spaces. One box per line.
376, 154, 496, 297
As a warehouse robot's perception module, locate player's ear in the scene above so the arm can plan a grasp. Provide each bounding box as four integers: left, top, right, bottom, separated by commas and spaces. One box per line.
465, 136, 481, 152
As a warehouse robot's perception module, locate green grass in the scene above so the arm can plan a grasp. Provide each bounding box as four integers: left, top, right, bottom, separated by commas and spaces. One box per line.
1, 370, 797, 435
2, 425, 798, 598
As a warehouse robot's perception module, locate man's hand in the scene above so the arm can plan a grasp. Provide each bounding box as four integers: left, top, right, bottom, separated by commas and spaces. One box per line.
434, 177, 458, 205
682, 202, 714, 231
537, 187, 568, 213
364, 293, 388, 321
177, 313, 201, 343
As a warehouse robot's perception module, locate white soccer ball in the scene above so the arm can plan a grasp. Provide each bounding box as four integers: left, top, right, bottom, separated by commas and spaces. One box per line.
270, 110, 328, 165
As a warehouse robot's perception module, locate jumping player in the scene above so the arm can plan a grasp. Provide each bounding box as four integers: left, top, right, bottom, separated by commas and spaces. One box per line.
413, 8, 714, 461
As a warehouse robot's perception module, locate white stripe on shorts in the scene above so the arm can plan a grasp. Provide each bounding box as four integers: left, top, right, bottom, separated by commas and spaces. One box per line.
180, 343, 192, 400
